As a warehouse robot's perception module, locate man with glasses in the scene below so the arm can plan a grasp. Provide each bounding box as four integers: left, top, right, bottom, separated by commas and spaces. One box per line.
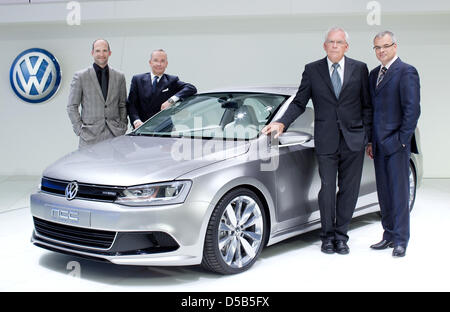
366, 31, 421, 257
262, 27, 372, 255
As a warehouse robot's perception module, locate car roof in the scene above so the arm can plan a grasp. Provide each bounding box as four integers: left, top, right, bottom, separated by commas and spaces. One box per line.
199, 85, 298, 96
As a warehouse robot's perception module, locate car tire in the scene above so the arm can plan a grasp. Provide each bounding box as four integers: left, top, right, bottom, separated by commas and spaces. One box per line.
202, 188, 267, 275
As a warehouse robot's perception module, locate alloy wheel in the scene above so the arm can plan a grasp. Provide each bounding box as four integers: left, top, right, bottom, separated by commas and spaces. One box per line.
218, 195, 264, 269
202, 188, 266, 274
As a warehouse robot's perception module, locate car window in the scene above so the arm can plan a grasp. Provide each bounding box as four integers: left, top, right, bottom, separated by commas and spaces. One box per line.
285, 101, 314, 135
134, 93, 289, 140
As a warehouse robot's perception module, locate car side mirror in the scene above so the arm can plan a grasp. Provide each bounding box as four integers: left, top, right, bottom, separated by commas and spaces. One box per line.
278, 131, 312, 146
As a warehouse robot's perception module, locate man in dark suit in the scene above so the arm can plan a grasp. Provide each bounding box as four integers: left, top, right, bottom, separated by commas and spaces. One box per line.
127, 49, 197, 128
262, 27, 372, 255
366, 31, 420, 257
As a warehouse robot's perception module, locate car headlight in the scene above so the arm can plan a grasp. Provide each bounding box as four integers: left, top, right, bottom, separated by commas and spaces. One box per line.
115, 180, 192, 206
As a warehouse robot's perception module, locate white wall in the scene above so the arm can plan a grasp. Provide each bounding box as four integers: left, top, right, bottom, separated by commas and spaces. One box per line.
0, 1, 449, 177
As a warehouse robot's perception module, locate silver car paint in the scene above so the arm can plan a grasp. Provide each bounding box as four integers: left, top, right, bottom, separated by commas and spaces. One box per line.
42, 136, 250, 186
30, 86, 423, 266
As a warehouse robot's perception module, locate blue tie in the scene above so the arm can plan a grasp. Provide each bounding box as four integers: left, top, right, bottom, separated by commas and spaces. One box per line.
331, 63, 342, 98
152, 76, 158, 91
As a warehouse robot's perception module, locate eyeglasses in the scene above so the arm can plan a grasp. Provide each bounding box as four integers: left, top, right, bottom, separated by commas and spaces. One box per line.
325, 40, 347, 46
373, 42, 396, 51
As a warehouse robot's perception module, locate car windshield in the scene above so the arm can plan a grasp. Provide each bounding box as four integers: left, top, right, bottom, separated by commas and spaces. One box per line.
133, 92, 289, 140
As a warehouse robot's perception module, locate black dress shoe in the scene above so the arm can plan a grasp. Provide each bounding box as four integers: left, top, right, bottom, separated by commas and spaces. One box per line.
370, 239, 394, 250
392, 246, 406, 257
321, 240, 335, 254
335, 240, 349, 255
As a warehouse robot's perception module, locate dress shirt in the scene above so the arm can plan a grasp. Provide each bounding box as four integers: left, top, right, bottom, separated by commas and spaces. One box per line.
93, 63, 109, 93
327, 56, 345, 85
378, 55, 398, 80
150, 72, 161, 85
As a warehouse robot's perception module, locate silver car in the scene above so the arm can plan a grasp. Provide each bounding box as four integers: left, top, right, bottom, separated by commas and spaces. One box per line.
30, 86, 422, 274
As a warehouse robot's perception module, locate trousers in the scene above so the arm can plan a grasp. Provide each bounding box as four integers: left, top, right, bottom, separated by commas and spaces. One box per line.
316, 132, 365, 242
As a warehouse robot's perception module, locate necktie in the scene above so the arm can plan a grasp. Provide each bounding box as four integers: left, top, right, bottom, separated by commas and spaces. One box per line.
377, 66, 387, 87
331, 63, 342, 98
101, 68, 108, 101
152, 76, 159, 91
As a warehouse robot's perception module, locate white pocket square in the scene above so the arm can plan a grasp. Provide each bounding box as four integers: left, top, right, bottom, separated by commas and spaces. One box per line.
162, 88, 169, 92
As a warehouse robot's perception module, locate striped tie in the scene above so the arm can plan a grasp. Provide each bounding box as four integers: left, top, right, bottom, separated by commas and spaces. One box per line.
377, 66, 387, 87
331, 63, 342, 98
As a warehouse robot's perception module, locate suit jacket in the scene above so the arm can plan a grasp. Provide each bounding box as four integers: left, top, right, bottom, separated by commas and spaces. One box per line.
67, 66, 128, 141
369, 58, 420, 155
278, 56, 372, 155
126, 73, 197, 125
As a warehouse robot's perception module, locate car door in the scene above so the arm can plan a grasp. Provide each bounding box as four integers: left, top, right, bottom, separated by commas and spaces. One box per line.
274, 106, 322, 225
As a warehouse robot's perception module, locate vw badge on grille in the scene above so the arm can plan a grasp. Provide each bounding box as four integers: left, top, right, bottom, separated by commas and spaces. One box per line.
65, 181, 79, 201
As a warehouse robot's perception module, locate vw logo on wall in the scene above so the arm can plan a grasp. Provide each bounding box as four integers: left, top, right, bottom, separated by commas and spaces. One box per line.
9, 48, 62, 104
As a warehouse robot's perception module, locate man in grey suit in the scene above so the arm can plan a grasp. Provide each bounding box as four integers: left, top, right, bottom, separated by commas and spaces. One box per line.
67, 39, 128, 148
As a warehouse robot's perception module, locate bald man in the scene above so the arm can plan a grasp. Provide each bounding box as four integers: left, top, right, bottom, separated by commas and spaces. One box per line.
67, 39, 128, 148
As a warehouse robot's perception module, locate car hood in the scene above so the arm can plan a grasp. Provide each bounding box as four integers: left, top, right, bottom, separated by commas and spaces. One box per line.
43, 135, 250, 186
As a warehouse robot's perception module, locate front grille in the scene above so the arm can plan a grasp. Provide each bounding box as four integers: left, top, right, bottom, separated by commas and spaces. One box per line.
33, 217, 116, 249
33, 218, 180, 257
41, 177, 123, 202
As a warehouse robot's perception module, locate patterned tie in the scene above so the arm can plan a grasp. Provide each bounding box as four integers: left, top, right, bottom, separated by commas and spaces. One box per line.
377, 66, 387, 87
152, 76, 159, 91
331, 63, 342, 98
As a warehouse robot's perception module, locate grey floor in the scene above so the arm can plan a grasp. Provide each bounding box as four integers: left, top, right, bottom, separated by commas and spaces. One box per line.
0, 176, 449, 292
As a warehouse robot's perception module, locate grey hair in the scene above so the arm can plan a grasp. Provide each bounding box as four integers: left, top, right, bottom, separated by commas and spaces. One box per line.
324, 27, 349, 43
150, 49, 167, 60
374, 30, 397, 44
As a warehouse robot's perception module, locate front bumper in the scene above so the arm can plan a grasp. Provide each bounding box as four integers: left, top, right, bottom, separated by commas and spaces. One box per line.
30, 191, 210, 266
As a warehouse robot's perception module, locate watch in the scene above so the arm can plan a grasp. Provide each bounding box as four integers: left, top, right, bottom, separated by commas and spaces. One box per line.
168, 98, 175, 105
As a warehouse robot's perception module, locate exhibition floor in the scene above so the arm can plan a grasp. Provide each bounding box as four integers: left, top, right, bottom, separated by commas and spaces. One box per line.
0, 176, 449, 292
